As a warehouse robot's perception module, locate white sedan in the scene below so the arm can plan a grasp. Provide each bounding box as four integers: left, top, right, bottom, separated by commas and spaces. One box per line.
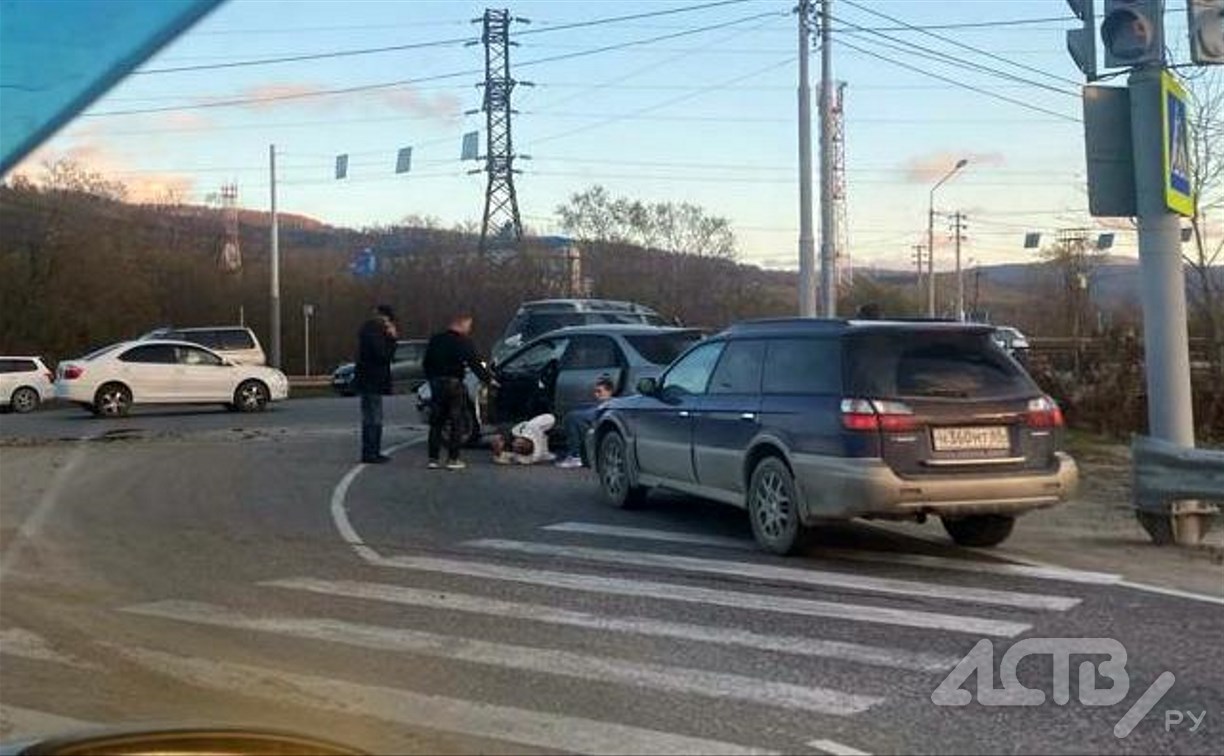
56, 340, 289, 417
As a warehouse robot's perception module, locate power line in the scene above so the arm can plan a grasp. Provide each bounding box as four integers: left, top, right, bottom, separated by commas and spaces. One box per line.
836, 38, 1080, 123
829, 12, 1078, 98
517, 0, 759, 36
837, 0, 1082, 88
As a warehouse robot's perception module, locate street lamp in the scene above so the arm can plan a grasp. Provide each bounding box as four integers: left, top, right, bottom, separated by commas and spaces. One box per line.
927, 157, 968, 317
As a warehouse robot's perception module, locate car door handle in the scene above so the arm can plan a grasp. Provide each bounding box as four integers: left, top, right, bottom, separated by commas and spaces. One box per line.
740, 412, 757, 421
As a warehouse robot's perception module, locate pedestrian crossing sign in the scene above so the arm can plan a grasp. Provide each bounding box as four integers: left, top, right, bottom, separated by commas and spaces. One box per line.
1161, 71, 1194, 217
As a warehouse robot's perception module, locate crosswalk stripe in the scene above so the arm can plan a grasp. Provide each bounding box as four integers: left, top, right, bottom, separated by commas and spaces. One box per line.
266, 577, 958, 673
814, 548, 1121, 585
0, 628, 95, 669
543, 521, 755, 550
465, 539, 1080, 612
372, 553, 1031, 636
107, 644, 777, 755
121, 600, 881, 717
807, 738, 872, 756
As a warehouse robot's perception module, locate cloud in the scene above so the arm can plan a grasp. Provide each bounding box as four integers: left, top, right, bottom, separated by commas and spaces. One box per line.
900, 151, 1006, 183
218, 80, 461, 121
6, 140, 198, 203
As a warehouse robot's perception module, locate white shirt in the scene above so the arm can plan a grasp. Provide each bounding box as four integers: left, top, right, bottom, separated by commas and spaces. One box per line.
510, 413, 556, 464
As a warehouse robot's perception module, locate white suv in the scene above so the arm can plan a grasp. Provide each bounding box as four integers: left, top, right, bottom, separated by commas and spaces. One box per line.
142, 326, 266, 365
0, 356, 55, 413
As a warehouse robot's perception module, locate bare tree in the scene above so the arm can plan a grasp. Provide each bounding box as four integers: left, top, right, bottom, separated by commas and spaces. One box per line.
1183, 70, 1224, 394
556, 185, 737, 258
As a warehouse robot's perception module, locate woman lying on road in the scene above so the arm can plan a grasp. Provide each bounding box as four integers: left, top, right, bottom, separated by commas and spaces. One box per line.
491, 413, 556, 466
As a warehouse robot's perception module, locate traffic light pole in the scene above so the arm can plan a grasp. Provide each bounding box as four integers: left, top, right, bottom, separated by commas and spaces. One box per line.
1129, 68, 1195, 447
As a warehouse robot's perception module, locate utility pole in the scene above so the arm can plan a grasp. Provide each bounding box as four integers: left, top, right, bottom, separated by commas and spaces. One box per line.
1130, 67, 1195, 449
796, 0, 816, 317
912, 244, 925, 311
950, 211, 967, 320
817, 0, 837, 316
475, 8, 527, 253
268, 144, 281, 370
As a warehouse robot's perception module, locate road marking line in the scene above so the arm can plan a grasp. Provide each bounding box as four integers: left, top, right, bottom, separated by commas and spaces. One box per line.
369, 554, 1030, 636
813, 548, 1121, 585
0, 705, 97, 740
0, 628, 96, 669
266, 577, 958, 673
107, 644, 776, 755
1115, 580, 1224, 606
121, 600, 879, 717
329, 437, 423, 563
543, 521, 755, 550
807, 738, 871, 756
464, 539, 1080, 612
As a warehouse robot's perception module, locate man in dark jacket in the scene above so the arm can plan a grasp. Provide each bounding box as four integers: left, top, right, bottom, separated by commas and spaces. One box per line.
423, 312, 494, 470
354, 304, 398, 464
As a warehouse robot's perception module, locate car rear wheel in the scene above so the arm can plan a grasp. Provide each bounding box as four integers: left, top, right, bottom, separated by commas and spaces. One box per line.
94, 383, 132, 417
597, 431, 646, 509
748, 457, 807, 555
235, 380, 269, 412
10, 387, 39, 413
941, 514, 1016, 547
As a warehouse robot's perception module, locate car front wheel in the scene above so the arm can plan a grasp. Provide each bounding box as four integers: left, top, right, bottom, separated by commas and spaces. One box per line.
10, 387, 39, 413
941, 514, 1016, 547
94, 383, 132, 417
748, 457, 806, 555
235, 380, 270, 412
597, 431, 646, 509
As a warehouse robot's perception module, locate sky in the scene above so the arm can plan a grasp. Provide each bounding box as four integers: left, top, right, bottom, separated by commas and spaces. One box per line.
5, 0, 1208, 271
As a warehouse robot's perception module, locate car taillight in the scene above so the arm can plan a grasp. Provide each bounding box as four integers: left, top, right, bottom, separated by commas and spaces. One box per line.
62, 365, 84, 380
840, 398, 918, 432
1026, 396, 1064, 428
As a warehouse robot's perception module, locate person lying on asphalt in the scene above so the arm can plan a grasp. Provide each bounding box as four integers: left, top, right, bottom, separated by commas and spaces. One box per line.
555, 375, 616, 469
492, 413, 556, 466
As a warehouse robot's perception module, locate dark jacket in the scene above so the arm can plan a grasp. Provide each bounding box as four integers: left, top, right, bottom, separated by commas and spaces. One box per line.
354, 318, 396, 395
424, 329, 493, 383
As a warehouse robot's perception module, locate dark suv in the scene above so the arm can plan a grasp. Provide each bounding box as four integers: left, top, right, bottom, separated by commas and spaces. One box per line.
589, 318, 1078, 555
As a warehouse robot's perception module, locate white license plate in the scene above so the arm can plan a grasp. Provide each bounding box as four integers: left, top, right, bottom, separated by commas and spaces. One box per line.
932, 426, 1010, 451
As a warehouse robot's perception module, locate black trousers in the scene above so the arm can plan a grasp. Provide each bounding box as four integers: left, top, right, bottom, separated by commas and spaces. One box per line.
359, 391, 383, 461
427, 378, 467, 461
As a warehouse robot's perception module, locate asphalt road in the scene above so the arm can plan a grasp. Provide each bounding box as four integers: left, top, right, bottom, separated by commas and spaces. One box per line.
1, 398, 1222, 754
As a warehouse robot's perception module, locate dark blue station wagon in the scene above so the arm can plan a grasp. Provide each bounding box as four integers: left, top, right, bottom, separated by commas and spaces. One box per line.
589, 318, 1078, 555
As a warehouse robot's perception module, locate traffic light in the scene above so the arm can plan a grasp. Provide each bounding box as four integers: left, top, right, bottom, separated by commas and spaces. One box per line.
1101, 0, 1164, 68
1066, 0, 1098, 79
1188, 0, 1224, 65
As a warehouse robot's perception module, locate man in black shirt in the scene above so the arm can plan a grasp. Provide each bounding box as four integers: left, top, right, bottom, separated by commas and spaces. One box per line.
354, 304, 398, 464
423, 312, 494, 469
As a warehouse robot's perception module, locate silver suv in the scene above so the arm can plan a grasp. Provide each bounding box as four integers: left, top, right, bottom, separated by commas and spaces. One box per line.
492, 299, 670, 364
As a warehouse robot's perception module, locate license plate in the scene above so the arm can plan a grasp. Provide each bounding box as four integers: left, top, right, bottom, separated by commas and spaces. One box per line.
932, 426, 1010, 451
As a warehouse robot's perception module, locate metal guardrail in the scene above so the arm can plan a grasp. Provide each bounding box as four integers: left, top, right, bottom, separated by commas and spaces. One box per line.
1132, 435, 1222, 545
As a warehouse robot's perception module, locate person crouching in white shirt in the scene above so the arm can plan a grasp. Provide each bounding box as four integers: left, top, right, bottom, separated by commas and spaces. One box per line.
491, 413, 556, 465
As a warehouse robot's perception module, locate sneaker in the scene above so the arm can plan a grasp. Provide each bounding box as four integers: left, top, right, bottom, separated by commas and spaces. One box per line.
427, 460, 441, 469
554, 456, 584, 469
445, 459, 467, 471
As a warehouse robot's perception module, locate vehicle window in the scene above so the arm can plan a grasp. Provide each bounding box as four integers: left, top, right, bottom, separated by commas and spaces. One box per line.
395, 342, 424, 363
169, 330, 220, 349
624, 332, 702, 366
218, 329, 255, 350
0, 359, 35, 373
119, 344, 178, 364
560, 336, 621, 370
502, 339, 567, 375
845, 331, 1035, 399
709, 340, 765, 394
660, 341, 725, 395
763, 339, 842, 394
176, 346, 222, 366
83, 343, 124, 361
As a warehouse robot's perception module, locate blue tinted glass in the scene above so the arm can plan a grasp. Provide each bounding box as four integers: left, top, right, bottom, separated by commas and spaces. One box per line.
0, 0, 221, 173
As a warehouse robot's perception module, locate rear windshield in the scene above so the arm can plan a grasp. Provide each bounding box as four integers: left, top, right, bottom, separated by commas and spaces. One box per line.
844, 330, 1035, 399
625, 332, 702, 365
83, 343, 124, 361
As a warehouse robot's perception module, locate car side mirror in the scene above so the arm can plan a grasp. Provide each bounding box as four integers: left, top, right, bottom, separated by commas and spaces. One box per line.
636, 377, 658, 396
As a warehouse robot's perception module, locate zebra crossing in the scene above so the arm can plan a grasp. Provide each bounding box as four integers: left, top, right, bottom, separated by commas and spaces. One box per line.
3, 519, 1108, 754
